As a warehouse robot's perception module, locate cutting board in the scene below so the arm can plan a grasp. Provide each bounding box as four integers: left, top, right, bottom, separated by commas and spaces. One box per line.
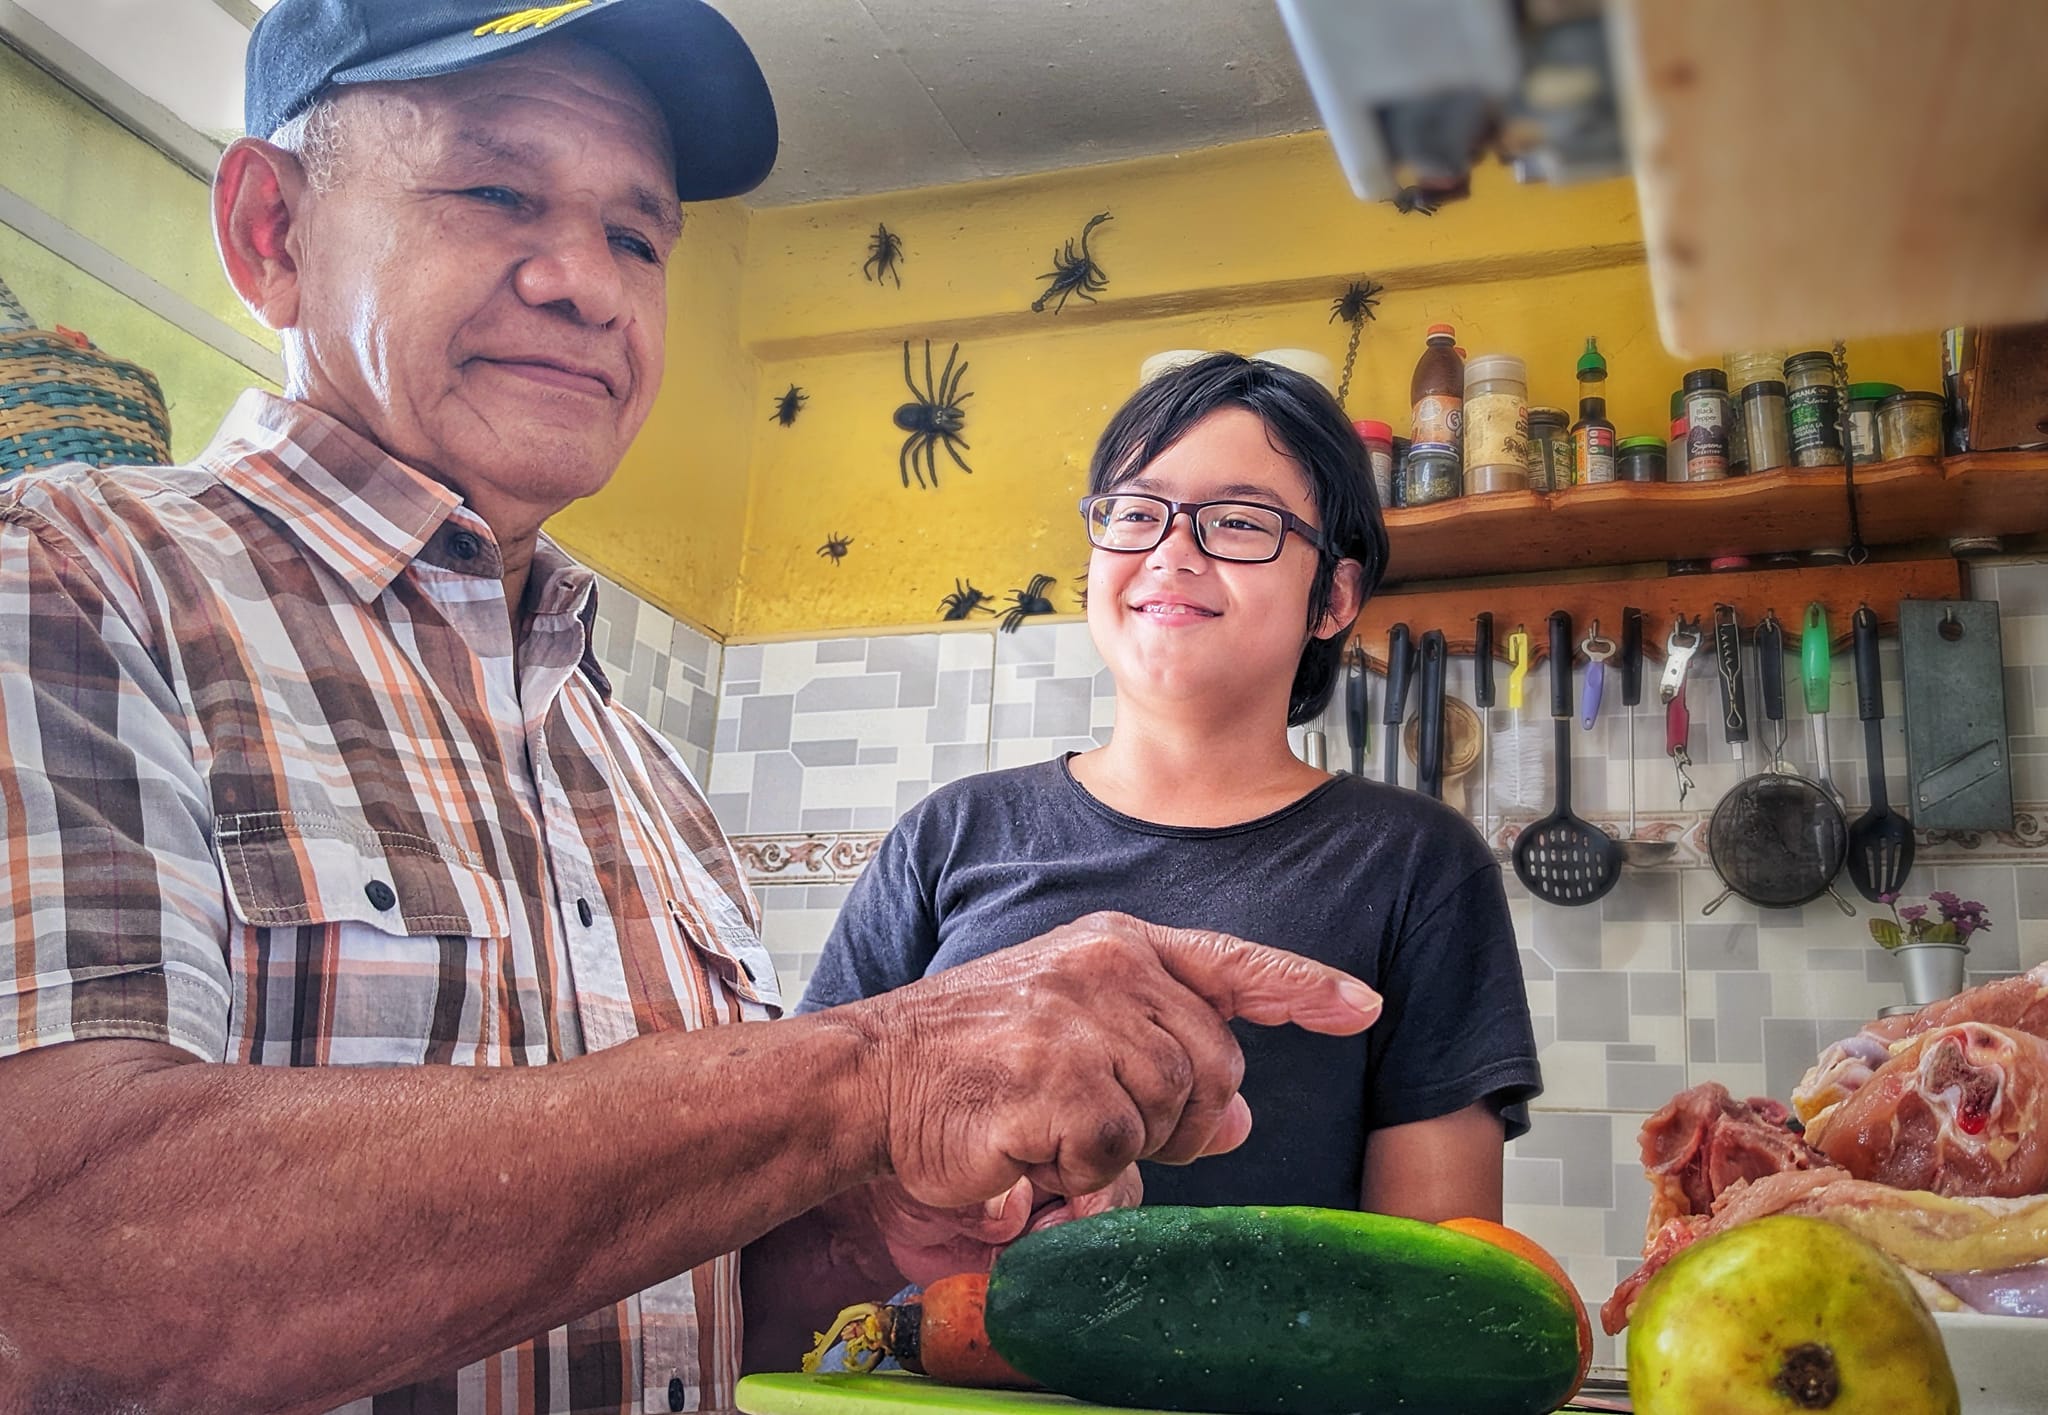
735, 1372, 1633, 1414
734, 1372, 1193, 1414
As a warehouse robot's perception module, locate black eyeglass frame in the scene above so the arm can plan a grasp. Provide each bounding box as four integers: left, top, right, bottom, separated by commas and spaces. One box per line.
1077, 492, 1330, 564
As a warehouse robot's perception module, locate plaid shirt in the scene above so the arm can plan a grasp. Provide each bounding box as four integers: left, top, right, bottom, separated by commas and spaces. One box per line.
0, 391, 782, 1414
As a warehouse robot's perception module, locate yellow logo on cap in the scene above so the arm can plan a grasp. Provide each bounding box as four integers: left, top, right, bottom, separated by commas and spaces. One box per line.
474, 2, 592, 37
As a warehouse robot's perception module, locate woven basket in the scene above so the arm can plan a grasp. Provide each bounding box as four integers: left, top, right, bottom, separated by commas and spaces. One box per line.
0, 275, 172, 476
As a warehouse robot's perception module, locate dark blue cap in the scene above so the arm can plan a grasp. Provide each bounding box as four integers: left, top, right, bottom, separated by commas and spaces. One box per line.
245, 0, 778, 202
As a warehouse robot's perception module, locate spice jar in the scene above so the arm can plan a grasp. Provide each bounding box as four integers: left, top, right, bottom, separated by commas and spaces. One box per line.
1616, 436, 1667, 483
1682, 368, 1731, 481
1742, 379, 1791, 472
1354, 420, 1395, 507
1878, 391, 1946, 460
1785, 351, 1845, 466
1389, 436, 1411, 508
1725, 348, 1786, 393
1667, 390, 1688, 483
1402, 443, 1461, 506
1847, 382, 1901, 462
1526, 407, 1570, 491
1463, 354, 1530, 494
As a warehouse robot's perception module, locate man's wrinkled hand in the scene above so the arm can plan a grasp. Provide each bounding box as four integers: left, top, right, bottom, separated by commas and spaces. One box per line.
862, 1168, 1142, 1287
847, 911, 1381, 1210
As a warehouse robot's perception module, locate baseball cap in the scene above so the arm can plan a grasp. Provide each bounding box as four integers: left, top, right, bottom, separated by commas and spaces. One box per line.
245, 0, 778, 202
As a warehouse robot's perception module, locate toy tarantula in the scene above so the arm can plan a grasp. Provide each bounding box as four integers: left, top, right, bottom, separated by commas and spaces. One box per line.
817, 532, 852, 565
770, 383, 807, 426
999, 574, 1057, 633
1328, 278, 1385, 407
894, 340, 972, 489
1329, 279, 1383, 327
863, 223, 903, 287
1031, 212, 1111, 314
936, 579, 993, 620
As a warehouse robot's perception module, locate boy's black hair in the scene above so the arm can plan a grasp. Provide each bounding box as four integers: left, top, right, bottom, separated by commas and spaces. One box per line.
1086, 352, 1390, 725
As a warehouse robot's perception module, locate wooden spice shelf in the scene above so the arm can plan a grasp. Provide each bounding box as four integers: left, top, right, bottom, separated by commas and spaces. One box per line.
1381, 452, 2048, 584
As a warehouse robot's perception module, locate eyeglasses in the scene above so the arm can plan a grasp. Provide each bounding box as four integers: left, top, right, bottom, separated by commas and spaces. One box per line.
1078, 493, 1327, 564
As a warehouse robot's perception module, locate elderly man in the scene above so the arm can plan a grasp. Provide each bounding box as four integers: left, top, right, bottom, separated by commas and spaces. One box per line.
0, 2, 1383, 1411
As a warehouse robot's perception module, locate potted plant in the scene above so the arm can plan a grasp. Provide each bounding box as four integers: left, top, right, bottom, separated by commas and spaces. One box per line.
1869, 891, 1993, 1005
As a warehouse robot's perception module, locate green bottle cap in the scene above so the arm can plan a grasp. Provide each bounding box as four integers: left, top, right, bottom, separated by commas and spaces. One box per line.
1618, 435, 1666, 452
1847, 381, 1903, 403
1576, 337, 1607, 380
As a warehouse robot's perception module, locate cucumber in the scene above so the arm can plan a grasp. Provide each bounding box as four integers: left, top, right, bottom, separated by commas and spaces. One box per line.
984, 1206, 1577, 1415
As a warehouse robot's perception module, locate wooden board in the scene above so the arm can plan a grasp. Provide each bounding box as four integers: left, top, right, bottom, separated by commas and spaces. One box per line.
1380, 454, 2048, 586
734, 1372, 1630, 1415
1611, 0, 2048, 355
735, 1373, 1197, 1414
1351, 556, 1964, 673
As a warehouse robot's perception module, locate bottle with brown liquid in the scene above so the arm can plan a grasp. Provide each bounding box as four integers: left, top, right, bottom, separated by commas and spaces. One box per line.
1409, 324, 1463, 454
1570, 337, 1615, 483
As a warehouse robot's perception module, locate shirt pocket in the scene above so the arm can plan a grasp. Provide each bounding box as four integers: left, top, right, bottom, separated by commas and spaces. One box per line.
214, 810, 511, 939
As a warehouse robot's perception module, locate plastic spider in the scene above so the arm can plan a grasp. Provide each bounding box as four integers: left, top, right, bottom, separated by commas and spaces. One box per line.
936, 579, 993, 620
863, 223, 904, 287
999, 574, 1057, 633
894, 340, 973, 489
770, 383, 807, 426
817, 532, 852, 566
1031, 212, 1111, 314
1328, 279, 1383, 327
1389, 186, 1441, 217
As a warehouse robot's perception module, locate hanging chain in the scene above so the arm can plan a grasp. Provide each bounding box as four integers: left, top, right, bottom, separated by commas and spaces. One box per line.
1832, 339, 1869, 564
1338, 317, 1364, 409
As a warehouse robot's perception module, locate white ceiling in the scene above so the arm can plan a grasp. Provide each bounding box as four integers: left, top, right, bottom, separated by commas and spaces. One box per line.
20, 0, 1323, 206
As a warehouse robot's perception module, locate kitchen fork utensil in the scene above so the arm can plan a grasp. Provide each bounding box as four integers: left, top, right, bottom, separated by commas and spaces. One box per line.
1618, 607, 1676, 868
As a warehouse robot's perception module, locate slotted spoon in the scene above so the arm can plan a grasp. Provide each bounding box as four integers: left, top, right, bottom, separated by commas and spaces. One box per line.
1846, 604, 1915, 900
1513, 610, 1623, 906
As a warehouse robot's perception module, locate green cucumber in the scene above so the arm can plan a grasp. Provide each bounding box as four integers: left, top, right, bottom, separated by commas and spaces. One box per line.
984, 1206, 1577, 1415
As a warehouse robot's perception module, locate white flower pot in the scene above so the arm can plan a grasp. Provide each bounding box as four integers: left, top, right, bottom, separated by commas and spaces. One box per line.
1897, 942, 1969, 1006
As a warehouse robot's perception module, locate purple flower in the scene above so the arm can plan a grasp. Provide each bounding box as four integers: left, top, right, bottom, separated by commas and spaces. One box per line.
1879, 892, 1899, 905
1930, 890, 1962, 910
1899, 904, 1929, 923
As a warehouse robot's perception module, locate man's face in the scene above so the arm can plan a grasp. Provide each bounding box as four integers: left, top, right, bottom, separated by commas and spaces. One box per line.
281, 42, 679, 534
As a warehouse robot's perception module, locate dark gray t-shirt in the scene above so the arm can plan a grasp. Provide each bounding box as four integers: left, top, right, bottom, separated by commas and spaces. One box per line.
798, 757, 1541, 1210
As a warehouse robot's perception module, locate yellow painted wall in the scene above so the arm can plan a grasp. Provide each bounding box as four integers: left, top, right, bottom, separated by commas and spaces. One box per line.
1, 47, 278, 461
548, 197, 757, 634
712, 134, 1938, 640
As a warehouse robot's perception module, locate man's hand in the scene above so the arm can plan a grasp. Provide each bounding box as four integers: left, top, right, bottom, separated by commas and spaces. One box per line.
863, 1169, 1142, 1287
846, 911, 1382, 1209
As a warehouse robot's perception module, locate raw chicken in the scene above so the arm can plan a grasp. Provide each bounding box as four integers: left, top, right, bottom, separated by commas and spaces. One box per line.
1794, 962, 2048, 1127
1635, 1082, 1836, 1244
1603, 1170, 2048, 1334
1802, 1021, 2048, 1197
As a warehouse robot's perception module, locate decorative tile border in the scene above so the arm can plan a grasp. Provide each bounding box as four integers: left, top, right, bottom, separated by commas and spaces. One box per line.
732, 831, 885, 885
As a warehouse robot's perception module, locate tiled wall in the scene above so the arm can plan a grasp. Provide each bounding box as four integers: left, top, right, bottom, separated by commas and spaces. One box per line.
600, 558, 2048, 1375
586, 571, 723, 783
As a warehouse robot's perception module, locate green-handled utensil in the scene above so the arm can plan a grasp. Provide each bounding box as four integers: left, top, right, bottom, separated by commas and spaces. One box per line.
1802, 602, 1847, 814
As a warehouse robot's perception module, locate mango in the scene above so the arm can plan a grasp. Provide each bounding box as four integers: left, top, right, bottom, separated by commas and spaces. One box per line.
1627, 1215, 1959, 1415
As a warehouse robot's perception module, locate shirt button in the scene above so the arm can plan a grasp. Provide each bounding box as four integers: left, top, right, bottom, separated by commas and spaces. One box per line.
448, 530, 483, 561
667, 1376, 686, 1411
365, 880, 397, 911
577, 897, 594, 927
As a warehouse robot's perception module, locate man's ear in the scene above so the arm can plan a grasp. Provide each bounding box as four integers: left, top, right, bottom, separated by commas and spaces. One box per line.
214, 139, 307, 332
1313, 557, 1367, 641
